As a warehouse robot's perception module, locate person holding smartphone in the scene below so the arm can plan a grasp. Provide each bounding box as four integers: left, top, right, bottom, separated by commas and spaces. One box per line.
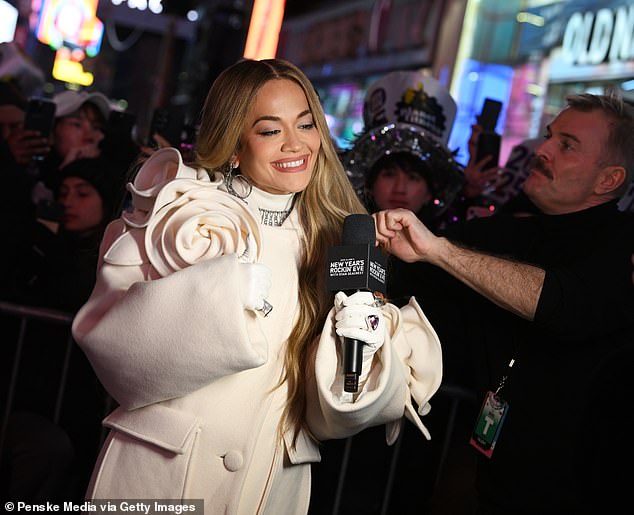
0, 82, 55, 243
0, 82, 51, 167
29, 90, 119, 223
460, 116, 503, 214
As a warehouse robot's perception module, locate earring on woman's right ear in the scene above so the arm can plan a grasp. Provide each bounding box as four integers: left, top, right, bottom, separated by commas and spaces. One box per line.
224, 161, 252, 200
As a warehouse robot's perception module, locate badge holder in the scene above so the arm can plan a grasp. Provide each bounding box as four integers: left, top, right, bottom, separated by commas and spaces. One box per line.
470, 359, 514, 458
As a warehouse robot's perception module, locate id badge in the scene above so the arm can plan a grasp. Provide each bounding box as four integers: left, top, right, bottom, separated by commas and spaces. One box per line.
470, 390, 509, 458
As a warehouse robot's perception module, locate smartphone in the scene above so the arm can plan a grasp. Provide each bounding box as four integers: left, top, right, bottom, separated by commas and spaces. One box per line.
107, 110, 136, 138
477, 98, 503, 132
35, 199, 64, 223
24, 98, 56, 137
24, 97, 56, 161
147, 107, 186, 147
476, 131, 501, 168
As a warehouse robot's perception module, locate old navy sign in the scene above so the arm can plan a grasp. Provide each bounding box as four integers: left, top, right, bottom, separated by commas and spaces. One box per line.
562, 5, 634, 66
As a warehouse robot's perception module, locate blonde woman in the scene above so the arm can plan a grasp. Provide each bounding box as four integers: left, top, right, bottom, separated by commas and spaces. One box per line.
72, 59, 442, 514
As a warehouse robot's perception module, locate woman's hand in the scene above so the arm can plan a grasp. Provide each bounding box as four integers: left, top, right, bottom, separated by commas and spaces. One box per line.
139, 133, 173, 159
59, 142, 101, 168
334, 291, 385, 349
464, 123, 500, 198
463, 155, 500, 198
6, 128, 50, 166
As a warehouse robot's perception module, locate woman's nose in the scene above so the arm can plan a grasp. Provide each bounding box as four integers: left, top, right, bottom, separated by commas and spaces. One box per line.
281, 130, 302, 152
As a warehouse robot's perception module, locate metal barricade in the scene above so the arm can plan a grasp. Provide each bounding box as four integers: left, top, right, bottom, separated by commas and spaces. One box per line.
0, 300, 75, 461
1, 300, 478, 511
312, 383, 479, 515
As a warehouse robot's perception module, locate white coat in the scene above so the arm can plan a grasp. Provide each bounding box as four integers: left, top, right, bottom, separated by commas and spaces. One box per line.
71, 149, 442, 515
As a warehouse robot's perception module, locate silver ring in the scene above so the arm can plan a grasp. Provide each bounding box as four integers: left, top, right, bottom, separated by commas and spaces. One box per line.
366, 315, 379, 331
260, 299, 273, 317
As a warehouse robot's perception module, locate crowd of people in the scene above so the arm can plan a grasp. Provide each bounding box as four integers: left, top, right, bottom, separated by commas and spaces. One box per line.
0, 80, 140, 500
0, 53, 632, 515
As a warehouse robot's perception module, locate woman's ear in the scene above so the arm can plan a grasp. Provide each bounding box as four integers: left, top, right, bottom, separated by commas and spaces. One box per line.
596, 165, 626, 195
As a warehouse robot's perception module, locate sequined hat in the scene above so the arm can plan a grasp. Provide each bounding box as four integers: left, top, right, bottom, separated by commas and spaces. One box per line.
342, 123, 464, 219
343, 71, 464, 220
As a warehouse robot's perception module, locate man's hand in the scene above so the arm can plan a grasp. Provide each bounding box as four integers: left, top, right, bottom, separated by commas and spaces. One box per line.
372, 208, 439, 264
373, 209, 544, 320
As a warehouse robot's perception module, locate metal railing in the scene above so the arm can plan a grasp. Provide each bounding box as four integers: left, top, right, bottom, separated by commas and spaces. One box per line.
319, 382, 478, 515
0, 300, 75, 461
1, 299, 478, 511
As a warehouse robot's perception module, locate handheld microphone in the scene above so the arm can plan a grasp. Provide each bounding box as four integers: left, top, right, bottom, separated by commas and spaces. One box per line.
327, 214, 387, 392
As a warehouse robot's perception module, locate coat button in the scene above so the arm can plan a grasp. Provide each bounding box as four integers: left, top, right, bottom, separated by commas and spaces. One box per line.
223, 451, 244, 472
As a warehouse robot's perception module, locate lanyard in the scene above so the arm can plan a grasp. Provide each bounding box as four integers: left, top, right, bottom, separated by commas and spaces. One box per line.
494, 358, 515, 396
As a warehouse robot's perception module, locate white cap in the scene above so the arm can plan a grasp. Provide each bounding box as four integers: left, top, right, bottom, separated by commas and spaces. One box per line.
363, 71, 457, 146
53, 90, 111, 119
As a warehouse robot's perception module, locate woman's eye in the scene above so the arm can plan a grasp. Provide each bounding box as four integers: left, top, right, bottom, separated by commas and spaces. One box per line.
299, 122, 315, 130
259, 129, 280, 136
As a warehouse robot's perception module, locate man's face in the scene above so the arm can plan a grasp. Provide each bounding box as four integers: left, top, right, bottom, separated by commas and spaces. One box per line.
523, 108, 613, 215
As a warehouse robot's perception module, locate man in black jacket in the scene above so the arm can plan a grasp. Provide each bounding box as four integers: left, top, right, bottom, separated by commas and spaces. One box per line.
374, 91, 634, 515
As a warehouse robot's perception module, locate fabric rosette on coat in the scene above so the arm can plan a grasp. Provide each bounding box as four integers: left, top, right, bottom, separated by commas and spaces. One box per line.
103, 148, 262, 276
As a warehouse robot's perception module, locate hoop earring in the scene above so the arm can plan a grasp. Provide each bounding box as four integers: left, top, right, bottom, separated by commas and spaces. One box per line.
224, 162, 252, 200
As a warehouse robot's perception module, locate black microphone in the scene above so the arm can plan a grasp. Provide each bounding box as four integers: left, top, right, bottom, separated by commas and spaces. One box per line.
327, 214, 387, 392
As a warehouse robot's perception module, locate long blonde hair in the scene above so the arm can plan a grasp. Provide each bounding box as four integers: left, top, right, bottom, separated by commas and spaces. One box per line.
195, 59, 367, 443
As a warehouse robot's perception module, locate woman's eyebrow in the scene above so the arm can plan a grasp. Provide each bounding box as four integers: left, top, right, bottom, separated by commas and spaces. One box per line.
251, 109, 312, 127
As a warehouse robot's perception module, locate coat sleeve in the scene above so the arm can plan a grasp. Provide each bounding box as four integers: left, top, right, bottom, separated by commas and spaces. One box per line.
72, 221, 268, 411
306, 296, 442, 444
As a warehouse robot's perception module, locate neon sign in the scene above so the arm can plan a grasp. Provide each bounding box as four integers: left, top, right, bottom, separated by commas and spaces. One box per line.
36, 0, 103, 57
243, 0, 285, 60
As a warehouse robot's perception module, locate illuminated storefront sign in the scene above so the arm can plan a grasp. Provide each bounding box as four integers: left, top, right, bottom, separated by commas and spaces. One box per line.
562, 5, 634, 65
110, 0, 164, 14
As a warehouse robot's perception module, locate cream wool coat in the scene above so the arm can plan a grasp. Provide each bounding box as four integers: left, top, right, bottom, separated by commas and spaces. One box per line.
71, 149, 442, 515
